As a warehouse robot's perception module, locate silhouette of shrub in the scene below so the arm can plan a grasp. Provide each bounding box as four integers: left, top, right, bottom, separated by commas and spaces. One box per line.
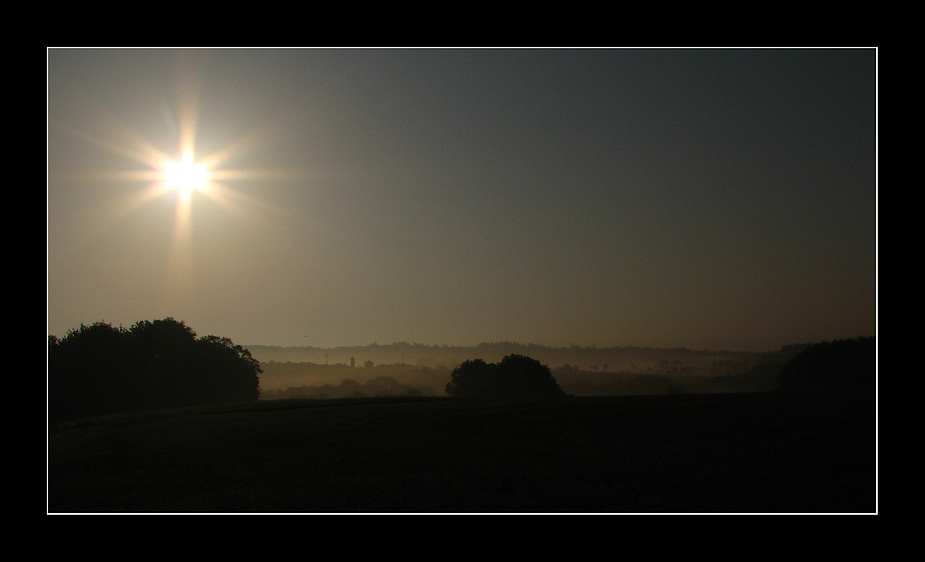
777, 337, 875, 394
48, 318, 261, 423
445, 354, 565, 398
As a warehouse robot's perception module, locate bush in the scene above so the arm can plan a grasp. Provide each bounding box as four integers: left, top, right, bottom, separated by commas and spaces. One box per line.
445, 354, 565, 398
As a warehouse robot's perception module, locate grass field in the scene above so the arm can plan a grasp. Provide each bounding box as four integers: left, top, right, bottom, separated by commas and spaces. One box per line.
47, 392, 876, 513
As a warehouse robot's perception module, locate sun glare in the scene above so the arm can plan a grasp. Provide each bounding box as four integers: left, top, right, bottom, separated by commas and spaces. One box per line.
164, 151, 208, 199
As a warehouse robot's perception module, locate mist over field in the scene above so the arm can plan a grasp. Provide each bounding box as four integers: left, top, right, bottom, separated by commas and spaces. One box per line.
248, 340, 814, 399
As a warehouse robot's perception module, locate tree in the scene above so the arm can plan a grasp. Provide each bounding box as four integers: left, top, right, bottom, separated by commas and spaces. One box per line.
445, 358, 494, 397
191, 335, 262, 404
445, 354, 565, 398
777, 337, 875, 394
129, 318, 199, 408
48, 322, 136, 422
48, 318, 262, 423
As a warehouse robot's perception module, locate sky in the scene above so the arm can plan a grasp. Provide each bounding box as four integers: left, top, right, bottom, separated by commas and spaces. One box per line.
47, 47, 877, 352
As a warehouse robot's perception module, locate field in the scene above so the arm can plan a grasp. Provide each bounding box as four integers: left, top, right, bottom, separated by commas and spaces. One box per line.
47, 392, 876, 513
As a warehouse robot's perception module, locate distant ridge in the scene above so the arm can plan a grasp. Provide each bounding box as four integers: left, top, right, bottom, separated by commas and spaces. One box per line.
244, 341, 780, 375
246, 341, 763, 354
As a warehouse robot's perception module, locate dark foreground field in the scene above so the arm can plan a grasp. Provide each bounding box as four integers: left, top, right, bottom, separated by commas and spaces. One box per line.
47, 392, 876, 513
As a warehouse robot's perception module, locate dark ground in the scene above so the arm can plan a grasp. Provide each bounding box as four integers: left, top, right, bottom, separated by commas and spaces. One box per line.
48, 391, 876, 513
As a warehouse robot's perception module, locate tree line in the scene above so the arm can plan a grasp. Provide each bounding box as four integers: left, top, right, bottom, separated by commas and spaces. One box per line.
48, 318, 261, 424
47, 322, 873, 424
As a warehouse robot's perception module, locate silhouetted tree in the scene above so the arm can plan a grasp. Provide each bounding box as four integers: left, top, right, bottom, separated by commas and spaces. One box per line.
130, 318, 199, 408
446, 354, 565, 398
48, 318, 262, 424
190, 335, 262, 404
48, 322, 136, 422
777, 337, 875, 394
445, 359, 494, 397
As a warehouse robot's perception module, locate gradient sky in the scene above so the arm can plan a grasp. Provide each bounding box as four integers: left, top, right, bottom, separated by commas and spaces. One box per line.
47, 47, 877, 351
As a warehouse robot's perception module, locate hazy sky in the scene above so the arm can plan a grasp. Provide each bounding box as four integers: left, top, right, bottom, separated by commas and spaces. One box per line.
47, 47, 877, 351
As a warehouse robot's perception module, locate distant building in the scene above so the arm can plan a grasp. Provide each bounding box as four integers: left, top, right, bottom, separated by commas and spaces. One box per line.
350, 356, 355, 367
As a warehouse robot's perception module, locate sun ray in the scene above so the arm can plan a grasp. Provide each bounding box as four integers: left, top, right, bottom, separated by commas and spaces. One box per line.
50, 60, 319, 316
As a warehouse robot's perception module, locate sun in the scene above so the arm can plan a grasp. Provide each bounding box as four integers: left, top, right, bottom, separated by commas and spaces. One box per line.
163, 150, 209, 200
